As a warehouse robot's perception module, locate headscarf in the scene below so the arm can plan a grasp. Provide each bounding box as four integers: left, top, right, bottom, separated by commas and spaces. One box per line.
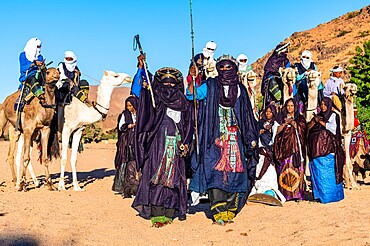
276, 98, 299, 124
64, 50, 77, 72
24, 37, 42, 62
261, 103, 277, 122
216, 55, 239, 107
125, 96, 138, 111
237, 53, 248, 71
153, 67, 188, 111
202, 41, 217, 59
262, 43, 290, 82
318, 97, 333, 122
300, 50, 312, 69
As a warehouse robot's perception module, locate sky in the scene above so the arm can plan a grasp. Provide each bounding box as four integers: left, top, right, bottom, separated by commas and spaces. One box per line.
0, 0, 369, 102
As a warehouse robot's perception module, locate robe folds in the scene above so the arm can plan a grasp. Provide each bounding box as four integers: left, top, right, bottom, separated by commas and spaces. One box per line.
189, 78, 259, 212
132, 86, 194, 219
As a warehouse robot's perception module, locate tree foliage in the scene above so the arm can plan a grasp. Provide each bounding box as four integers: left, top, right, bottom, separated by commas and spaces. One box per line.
348, 40, 370, 132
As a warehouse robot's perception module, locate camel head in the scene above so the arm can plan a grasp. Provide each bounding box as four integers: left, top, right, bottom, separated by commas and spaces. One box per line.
101, 70, 132, 87
344, 83, 358, 100
45, 67, 60, 84
246, 70, 257, 89
306, 70, 321, 89
279, 67, 297, 87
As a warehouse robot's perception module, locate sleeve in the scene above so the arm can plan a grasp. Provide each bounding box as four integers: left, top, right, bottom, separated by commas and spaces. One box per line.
19, 53, 30, 82
185, 82, 207, 100
269, 121, 280, 146
131, 68, 145, 98
326, 113, 337, 135
58, 63, 68, 80
323, 79, 332, 97
118, 114, 126, 129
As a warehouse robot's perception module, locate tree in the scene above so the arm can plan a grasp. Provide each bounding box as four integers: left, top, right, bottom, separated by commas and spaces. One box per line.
348, 40, 370, 103
348, 40, 370, 132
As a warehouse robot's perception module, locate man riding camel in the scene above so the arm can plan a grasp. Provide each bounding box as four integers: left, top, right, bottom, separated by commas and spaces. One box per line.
323, 65, 345, 111
55, 51, 92, 106
15, 37, 46, 130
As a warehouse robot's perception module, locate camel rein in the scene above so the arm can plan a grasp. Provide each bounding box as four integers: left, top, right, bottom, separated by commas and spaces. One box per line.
93, 103, 109, 120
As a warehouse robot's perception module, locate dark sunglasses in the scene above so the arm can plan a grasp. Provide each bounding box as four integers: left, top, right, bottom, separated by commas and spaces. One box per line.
302, 56, 310, 59
219, 64, 232, 69
239, 59, 247, 63
207, 47, 215, 51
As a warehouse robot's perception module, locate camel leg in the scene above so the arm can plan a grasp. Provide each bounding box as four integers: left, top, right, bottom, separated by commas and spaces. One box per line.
18, 130, 33, 191
70, 128, 84, 191
8, 125, 19, 186
40, 127, 55, 191
343, 133, 360, 190
58, 127, 72, 191
15, 134, 39, 187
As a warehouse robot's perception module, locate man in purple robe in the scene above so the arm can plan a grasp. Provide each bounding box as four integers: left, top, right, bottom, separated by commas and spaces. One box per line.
132, 67, 194, 228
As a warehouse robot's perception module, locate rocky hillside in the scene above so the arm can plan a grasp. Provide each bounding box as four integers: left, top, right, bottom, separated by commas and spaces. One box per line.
252, 5, 370, 91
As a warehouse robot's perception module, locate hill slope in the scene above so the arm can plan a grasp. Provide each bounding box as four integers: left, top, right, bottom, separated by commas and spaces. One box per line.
252, 5, 370, 91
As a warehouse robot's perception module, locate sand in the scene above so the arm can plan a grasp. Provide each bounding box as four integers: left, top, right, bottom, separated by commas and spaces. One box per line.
0, 140, 369, 246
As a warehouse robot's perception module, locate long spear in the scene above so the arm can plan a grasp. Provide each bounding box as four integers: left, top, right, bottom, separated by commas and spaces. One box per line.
190, 0, 199, 159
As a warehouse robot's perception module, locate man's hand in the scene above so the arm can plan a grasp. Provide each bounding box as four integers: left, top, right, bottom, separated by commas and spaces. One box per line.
189, 64, 199, 78
137, 53, 146, 69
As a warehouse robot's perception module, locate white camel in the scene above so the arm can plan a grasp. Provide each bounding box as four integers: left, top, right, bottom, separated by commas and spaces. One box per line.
279, 67, 298, 104
58, 70, 132, 191
342, 83, 360, 190
240, 70, 258, 118
305, 70, 322, 122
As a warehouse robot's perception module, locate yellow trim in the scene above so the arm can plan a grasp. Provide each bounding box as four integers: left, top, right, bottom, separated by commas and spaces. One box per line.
160, 73, 177, 80
211, 202, 227, 211
214, 211, 228, 222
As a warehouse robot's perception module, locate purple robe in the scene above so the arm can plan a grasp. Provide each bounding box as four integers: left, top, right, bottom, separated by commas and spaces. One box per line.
132, 83, 194, 219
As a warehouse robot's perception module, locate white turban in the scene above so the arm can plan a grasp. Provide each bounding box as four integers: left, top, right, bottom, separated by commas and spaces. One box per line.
64, 50, 77, 72
237, 54, 248, 71
330, 66, 344, 73
300, 50, 312, 69
24, 37, 42, 62
202, 41, 217, 59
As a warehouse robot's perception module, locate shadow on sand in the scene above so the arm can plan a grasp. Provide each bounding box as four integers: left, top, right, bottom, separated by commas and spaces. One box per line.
29, 168, 115, 190
0, 234, 40, 246
187, 199, 213, 220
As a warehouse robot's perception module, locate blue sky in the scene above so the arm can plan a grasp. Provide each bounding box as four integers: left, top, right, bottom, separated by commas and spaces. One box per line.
0, 0, 369, 102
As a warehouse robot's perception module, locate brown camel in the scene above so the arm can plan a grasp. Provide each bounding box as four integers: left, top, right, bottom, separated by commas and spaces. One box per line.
0, 67, 60, 191
341, 83, 360, 190
279, 66, 298, 105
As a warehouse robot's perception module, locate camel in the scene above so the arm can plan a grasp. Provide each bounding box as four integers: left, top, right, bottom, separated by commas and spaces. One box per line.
351, 131, 369, 182
279, 67, 298, 104
0, 67, 60, 191
240, 70, 258, 118
58, 70, 132, 191
341, 83, 360, 190
305, 70, 322, 122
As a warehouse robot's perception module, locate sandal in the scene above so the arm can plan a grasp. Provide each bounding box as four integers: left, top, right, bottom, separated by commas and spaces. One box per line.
212, 220, 225, 226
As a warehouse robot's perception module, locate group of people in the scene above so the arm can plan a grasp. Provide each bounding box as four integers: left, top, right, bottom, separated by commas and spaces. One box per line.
16, 37, 92, 133
14, 37, 350, 228
111, 40, 349, 228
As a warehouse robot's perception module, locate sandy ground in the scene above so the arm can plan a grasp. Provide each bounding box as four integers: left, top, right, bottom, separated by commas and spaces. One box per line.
0, 140, 369, 246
